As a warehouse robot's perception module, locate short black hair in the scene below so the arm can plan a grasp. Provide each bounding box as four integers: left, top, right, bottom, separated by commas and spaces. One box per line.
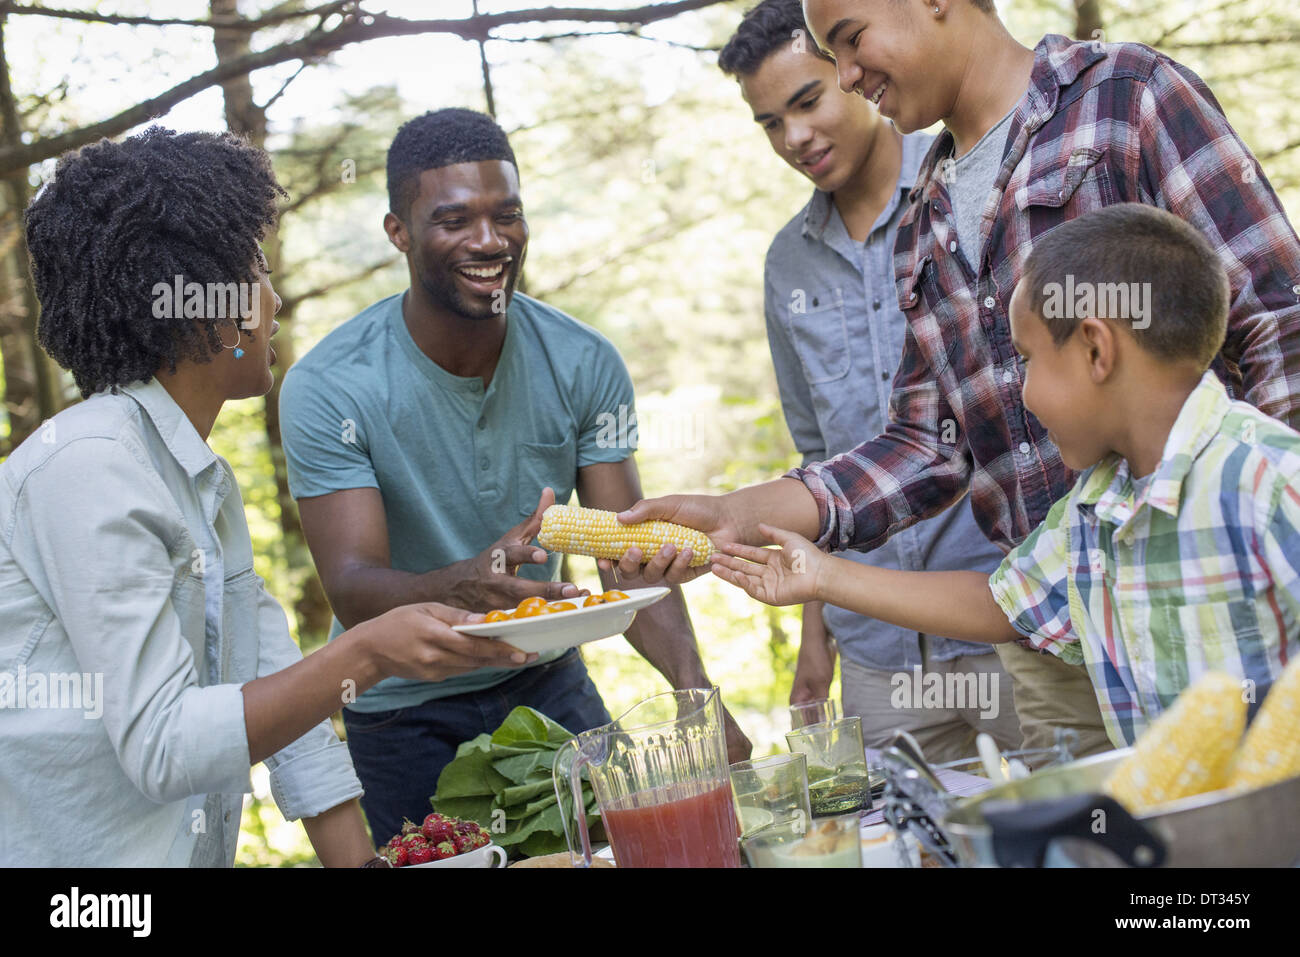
25, 127, 285, 398
717, 0, 830, 78
386, 108, 518, 221
1020, 203, 1229, 369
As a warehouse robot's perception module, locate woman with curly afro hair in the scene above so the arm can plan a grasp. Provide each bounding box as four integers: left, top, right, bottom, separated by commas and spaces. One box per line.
2, 127, 535, 866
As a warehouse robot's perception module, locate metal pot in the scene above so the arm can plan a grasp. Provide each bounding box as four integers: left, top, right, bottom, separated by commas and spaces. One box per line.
941, 749, 1300, 867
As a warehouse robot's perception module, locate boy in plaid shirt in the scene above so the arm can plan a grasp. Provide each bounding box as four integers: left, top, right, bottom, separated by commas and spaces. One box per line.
712, 204, 1300, 747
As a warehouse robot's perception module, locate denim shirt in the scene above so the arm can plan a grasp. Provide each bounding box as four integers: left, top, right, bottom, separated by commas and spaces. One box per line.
0, 379, 362, 866
763, 130, 1006, 670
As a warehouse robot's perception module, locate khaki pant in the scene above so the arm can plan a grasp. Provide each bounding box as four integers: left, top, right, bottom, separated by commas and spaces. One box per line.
841, 643, 1024, 767
993, 641, 1114, 767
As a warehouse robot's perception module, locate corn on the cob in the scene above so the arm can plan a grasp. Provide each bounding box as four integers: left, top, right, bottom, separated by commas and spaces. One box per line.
1226, 657, 1300, 791
1104, 671, 1245, 814
538, 504, 713, 567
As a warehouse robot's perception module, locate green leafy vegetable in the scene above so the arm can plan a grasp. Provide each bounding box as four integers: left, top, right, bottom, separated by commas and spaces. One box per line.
431, 706, 604, 858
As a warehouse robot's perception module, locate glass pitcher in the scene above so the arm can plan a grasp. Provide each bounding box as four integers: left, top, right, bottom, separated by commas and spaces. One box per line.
553, 687, 741, 868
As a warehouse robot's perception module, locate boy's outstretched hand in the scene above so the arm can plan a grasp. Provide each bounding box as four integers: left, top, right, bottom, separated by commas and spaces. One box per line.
710, 524, 825, 607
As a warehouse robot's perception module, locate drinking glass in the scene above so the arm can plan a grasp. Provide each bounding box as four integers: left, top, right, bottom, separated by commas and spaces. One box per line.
729, 752, 812, 838
741, 813, 862, 868
789, 697, 838, 730
785, 716, 871, 817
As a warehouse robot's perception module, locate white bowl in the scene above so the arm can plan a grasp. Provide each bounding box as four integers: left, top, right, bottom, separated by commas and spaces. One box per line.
452, 587, 670, 654
405, 842, 507, 869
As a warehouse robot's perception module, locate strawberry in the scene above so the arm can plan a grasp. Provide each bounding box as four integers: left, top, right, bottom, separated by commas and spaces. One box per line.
387, 834, 404, 849
452, 832, 475, 854
400, 832, 428, 849
472, 832, 490, 850
423, 814, 456, 843
425, 821, 457, 844
388, 845, 410, 867
407, 844, 434, 865
433, 840, 457, 861
399, 818, 422, 836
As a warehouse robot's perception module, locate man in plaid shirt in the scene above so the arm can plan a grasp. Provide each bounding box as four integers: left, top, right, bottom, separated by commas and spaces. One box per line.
611, 1, 1300, 757
709, 203, 1300, 750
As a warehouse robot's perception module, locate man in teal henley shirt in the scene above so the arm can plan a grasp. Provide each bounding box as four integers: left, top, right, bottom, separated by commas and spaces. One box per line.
280, 108, 751, 842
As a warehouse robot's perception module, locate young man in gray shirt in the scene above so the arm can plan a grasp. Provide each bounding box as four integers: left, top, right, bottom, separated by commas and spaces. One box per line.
717, 0, 1021, 762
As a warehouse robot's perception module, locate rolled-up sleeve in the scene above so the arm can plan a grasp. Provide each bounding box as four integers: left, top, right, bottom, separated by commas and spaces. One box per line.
790, 319, 973, 553
253, 579, 364, 821
987, 494, 1082, 664
10, 437, 253, 804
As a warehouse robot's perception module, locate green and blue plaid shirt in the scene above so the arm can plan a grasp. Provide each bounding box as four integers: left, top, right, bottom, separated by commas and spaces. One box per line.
989, 372, 1300, 747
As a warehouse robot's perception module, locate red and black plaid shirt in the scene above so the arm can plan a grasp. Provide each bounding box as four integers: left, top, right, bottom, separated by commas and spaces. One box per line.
793, 34, 1300, 555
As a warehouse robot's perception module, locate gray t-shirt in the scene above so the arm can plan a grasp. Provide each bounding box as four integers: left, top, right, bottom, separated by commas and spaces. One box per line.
946, 106, 1016, 259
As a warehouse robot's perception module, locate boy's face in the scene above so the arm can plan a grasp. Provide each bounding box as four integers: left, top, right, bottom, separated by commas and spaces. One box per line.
388, 159, 528, 321
802, 0, 958, 135
738, 44, 883, 192
1009, 281, 1111, 472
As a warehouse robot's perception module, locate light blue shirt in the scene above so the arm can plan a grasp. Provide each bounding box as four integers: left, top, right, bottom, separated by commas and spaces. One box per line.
0, 379, 362, 866
279, 292, 635, 711
763, 130, 1005, 670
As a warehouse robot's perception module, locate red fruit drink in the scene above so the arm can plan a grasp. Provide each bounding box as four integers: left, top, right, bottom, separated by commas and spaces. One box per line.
600, 780, 741, 867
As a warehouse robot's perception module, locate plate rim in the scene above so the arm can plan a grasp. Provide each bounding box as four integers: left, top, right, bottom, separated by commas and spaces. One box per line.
450, 585, 670, 637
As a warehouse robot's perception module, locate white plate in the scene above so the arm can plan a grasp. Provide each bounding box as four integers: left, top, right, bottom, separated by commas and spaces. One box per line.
452, 587, 670, 654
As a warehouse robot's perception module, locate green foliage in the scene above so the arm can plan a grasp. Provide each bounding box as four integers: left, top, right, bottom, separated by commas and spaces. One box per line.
431, 706, 603, 859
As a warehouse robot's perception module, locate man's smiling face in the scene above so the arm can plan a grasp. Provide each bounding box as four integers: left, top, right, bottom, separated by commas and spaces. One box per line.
401, 160, 528, 321
738, 43, 883, 191
802, 0, 959, 134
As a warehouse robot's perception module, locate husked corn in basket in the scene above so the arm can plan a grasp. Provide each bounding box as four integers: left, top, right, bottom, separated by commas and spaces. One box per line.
538, 504, 714, 567
1104, 671, 1245, 814
1226, 656, 1300, 791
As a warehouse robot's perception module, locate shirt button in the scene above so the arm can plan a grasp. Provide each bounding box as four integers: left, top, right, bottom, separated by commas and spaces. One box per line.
949, 240, 958, 253
873, 300, 882, 310
1019, 442, 1031, 455
984, 296, 996, 309
479, 457, 489, 471
1003, 370, 1013, 384
477, 418, 486, 430
881, 371, 890, 381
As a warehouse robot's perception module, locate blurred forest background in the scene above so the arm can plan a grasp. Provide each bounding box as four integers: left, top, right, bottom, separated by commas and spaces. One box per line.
2, 0, 1298, 865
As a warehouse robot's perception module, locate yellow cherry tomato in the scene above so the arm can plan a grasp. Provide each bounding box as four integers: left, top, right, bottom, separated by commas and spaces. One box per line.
582, 595, 605, 607
601, 590, 629, 603
484, 610, 511, 623
513, 603, 545, 618
547, 602, 577, 613
515, 596, 547, 615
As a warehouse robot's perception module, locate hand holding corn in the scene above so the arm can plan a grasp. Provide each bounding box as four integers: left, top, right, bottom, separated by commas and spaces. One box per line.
538, 504, 715, 567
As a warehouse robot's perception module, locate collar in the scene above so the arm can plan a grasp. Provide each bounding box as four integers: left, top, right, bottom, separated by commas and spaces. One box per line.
118, 378, 221, 479
907, 34, 1107, 205
803, 125, 926, 241
1076, 371, 1232, 525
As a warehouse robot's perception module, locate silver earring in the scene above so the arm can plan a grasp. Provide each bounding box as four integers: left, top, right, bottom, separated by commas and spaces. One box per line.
218, 324, 244, 359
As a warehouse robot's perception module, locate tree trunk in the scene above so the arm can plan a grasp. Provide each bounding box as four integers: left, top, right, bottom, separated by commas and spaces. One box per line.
210, 0, 333, 644
0, 14, 59, 454
1074, 0, 1104, 43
